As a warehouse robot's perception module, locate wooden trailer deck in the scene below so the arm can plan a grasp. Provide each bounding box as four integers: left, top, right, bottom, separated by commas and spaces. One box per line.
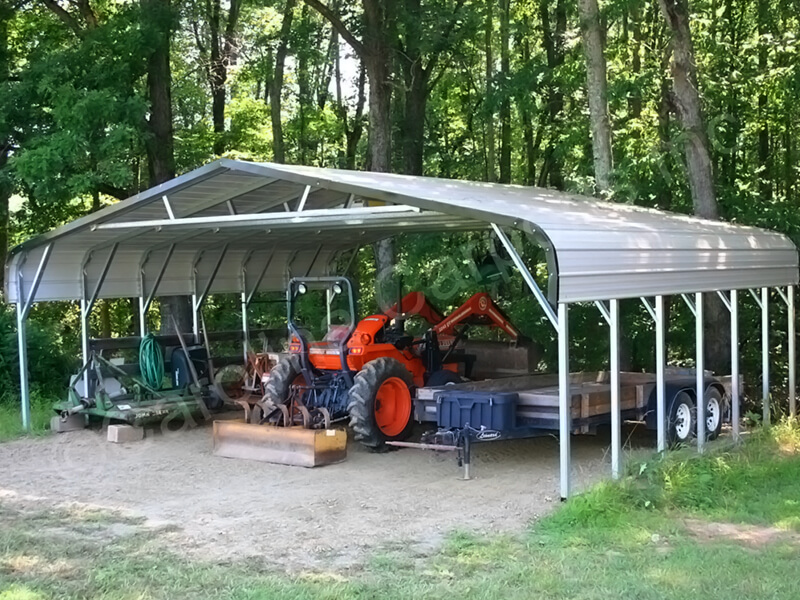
415, 370, 735, 432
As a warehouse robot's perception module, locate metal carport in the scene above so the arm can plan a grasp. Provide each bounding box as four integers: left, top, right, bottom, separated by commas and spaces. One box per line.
6, 158, 799, 498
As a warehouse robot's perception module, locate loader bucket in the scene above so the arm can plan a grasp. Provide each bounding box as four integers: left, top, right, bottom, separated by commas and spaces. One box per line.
212, 421, 347, 467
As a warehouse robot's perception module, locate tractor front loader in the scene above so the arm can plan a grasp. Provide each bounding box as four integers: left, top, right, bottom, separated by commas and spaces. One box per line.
213, 276, 521, 466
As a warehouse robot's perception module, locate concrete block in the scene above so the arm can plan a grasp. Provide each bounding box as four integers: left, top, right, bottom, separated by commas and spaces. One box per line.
107, 424, 144, 443
50, 414, 87, 433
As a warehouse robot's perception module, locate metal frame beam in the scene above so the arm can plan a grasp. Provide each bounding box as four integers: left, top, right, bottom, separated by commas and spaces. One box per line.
492, 223, 558, 329
640, 297, 666, 451
296, 185, 311, 212
16, 244, 53, 430
240, 247, 277, 359
558, 302, 570, 499
93, 205, 427, 232
750, 288, 770, 425
138, 245, 176, 337
596, 299, 621, 478
192, 244, 229, 337
80, 244, 118, 393
716, 290, 740, 442
775, 286, 796, 418
787, 287, 796, 417
695, 292, 706, 452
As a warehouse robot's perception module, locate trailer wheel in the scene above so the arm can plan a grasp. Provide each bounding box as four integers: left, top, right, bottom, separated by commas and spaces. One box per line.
348, 357, 414, 451
668, 392, 695, 447
704, 388, 723, 441
263, 355, 302, 407
425, 369, 464, 387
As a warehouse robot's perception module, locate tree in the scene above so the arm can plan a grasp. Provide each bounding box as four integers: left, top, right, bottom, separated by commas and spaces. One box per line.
659, 0, 728, 372
497, 0, 511, 183
190, 0, 244, 155
538, 0, 566, 189
143, 0, 177, 187
303, 0, 396, 298
657, 0, 718, 220
484, 0, 495, 182
395, 0, 472, 176
0, 1, 13, 270
271, 0, 296, 163
577, 0, 612, 194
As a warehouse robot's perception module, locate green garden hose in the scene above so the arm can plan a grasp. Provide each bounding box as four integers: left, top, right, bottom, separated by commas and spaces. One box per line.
139, 334, 164, 390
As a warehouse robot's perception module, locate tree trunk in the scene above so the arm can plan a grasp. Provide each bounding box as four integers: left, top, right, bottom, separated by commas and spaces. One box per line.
336, 46, 366, 170
271, 0, 296, 164
656, 45, 674, 210
402, 69, 428, 176
142, 0, 191, 334
484, 0, 495, 182
538, 0, 565, 189
578, 0, 613, 194
362, 0, 394, 306
363, 0, 392, 173
297, 3, 312, 165
143, 0, 176, 187
346, 70, 367, 169
398, 0, 427, 176
498, 0, 511, 184
658, 0, 718, 220
659, 0, 727, 372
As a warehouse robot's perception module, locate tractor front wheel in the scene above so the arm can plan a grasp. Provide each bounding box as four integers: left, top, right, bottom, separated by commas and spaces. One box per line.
348, 357, 415, 451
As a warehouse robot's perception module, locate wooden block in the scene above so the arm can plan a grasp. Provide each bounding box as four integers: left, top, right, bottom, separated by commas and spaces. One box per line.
107, 424, 144, 443
51, 414, 86, 433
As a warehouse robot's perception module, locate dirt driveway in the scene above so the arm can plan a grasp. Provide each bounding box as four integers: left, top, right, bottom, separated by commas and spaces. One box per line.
0, 418, 636, 570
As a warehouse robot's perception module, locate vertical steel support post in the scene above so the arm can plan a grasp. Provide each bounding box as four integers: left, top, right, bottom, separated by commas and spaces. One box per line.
762, 287, 770, 426
731, 290, 740, 440
16, 301, 30, 430
789, 286, 796, 418
80, 298, 90, 394
655, 296, 666, 452
16, 244, 53, 430
241, 291, 249, 362
558, 302, 571, 500
609, 299, 621, 479
138, 296, 147, 337
696, 292, 706, 453
192, 293, 200, 339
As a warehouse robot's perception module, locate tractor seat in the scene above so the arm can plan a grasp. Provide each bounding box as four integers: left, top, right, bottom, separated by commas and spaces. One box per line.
323, 325, 351, 344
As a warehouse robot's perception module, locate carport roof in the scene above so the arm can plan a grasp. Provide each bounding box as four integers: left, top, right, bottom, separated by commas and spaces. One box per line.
5, 158, 798, 306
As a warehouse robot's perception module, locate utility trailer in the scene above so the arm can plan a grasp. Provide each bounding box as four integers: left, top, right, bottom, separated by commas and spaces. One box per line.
398, 370, 733, 477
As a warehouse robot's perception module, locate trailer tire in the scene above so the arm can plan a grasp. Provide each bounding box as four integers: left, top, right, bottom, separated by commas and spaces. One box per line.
263, 355, 302, 407
703, 387, 723, 441
348, 357, 415, 451
425, 370, 464, 387
668, 391, 695, 448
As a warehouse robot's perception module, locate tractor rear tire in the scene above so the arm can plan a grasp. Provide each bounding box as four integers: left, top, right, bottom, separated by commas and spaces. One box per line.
263, 355, 302, 406
348, 357, 415, 451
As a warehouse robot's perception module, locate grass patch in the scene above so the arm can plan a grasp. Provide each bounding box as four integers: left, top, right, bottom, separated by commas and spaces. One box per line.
2, 422, 800, 599
0, 393, 53, 442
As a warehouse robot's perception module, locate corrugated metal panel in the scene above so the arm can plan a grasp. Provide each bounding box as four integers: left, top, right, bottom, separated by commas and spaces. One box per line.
6, 159, 798, 306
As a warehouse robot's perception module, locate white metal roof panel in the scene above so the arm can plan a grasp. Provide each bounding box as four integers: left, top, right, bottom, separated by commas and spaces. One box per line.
6, 158, 797, 306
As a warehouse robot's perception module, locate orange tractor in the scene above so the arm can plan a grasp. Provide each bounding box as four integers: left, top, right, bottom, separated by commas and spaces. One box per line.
213, 276, 521, 464
260, 277, 520, 449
